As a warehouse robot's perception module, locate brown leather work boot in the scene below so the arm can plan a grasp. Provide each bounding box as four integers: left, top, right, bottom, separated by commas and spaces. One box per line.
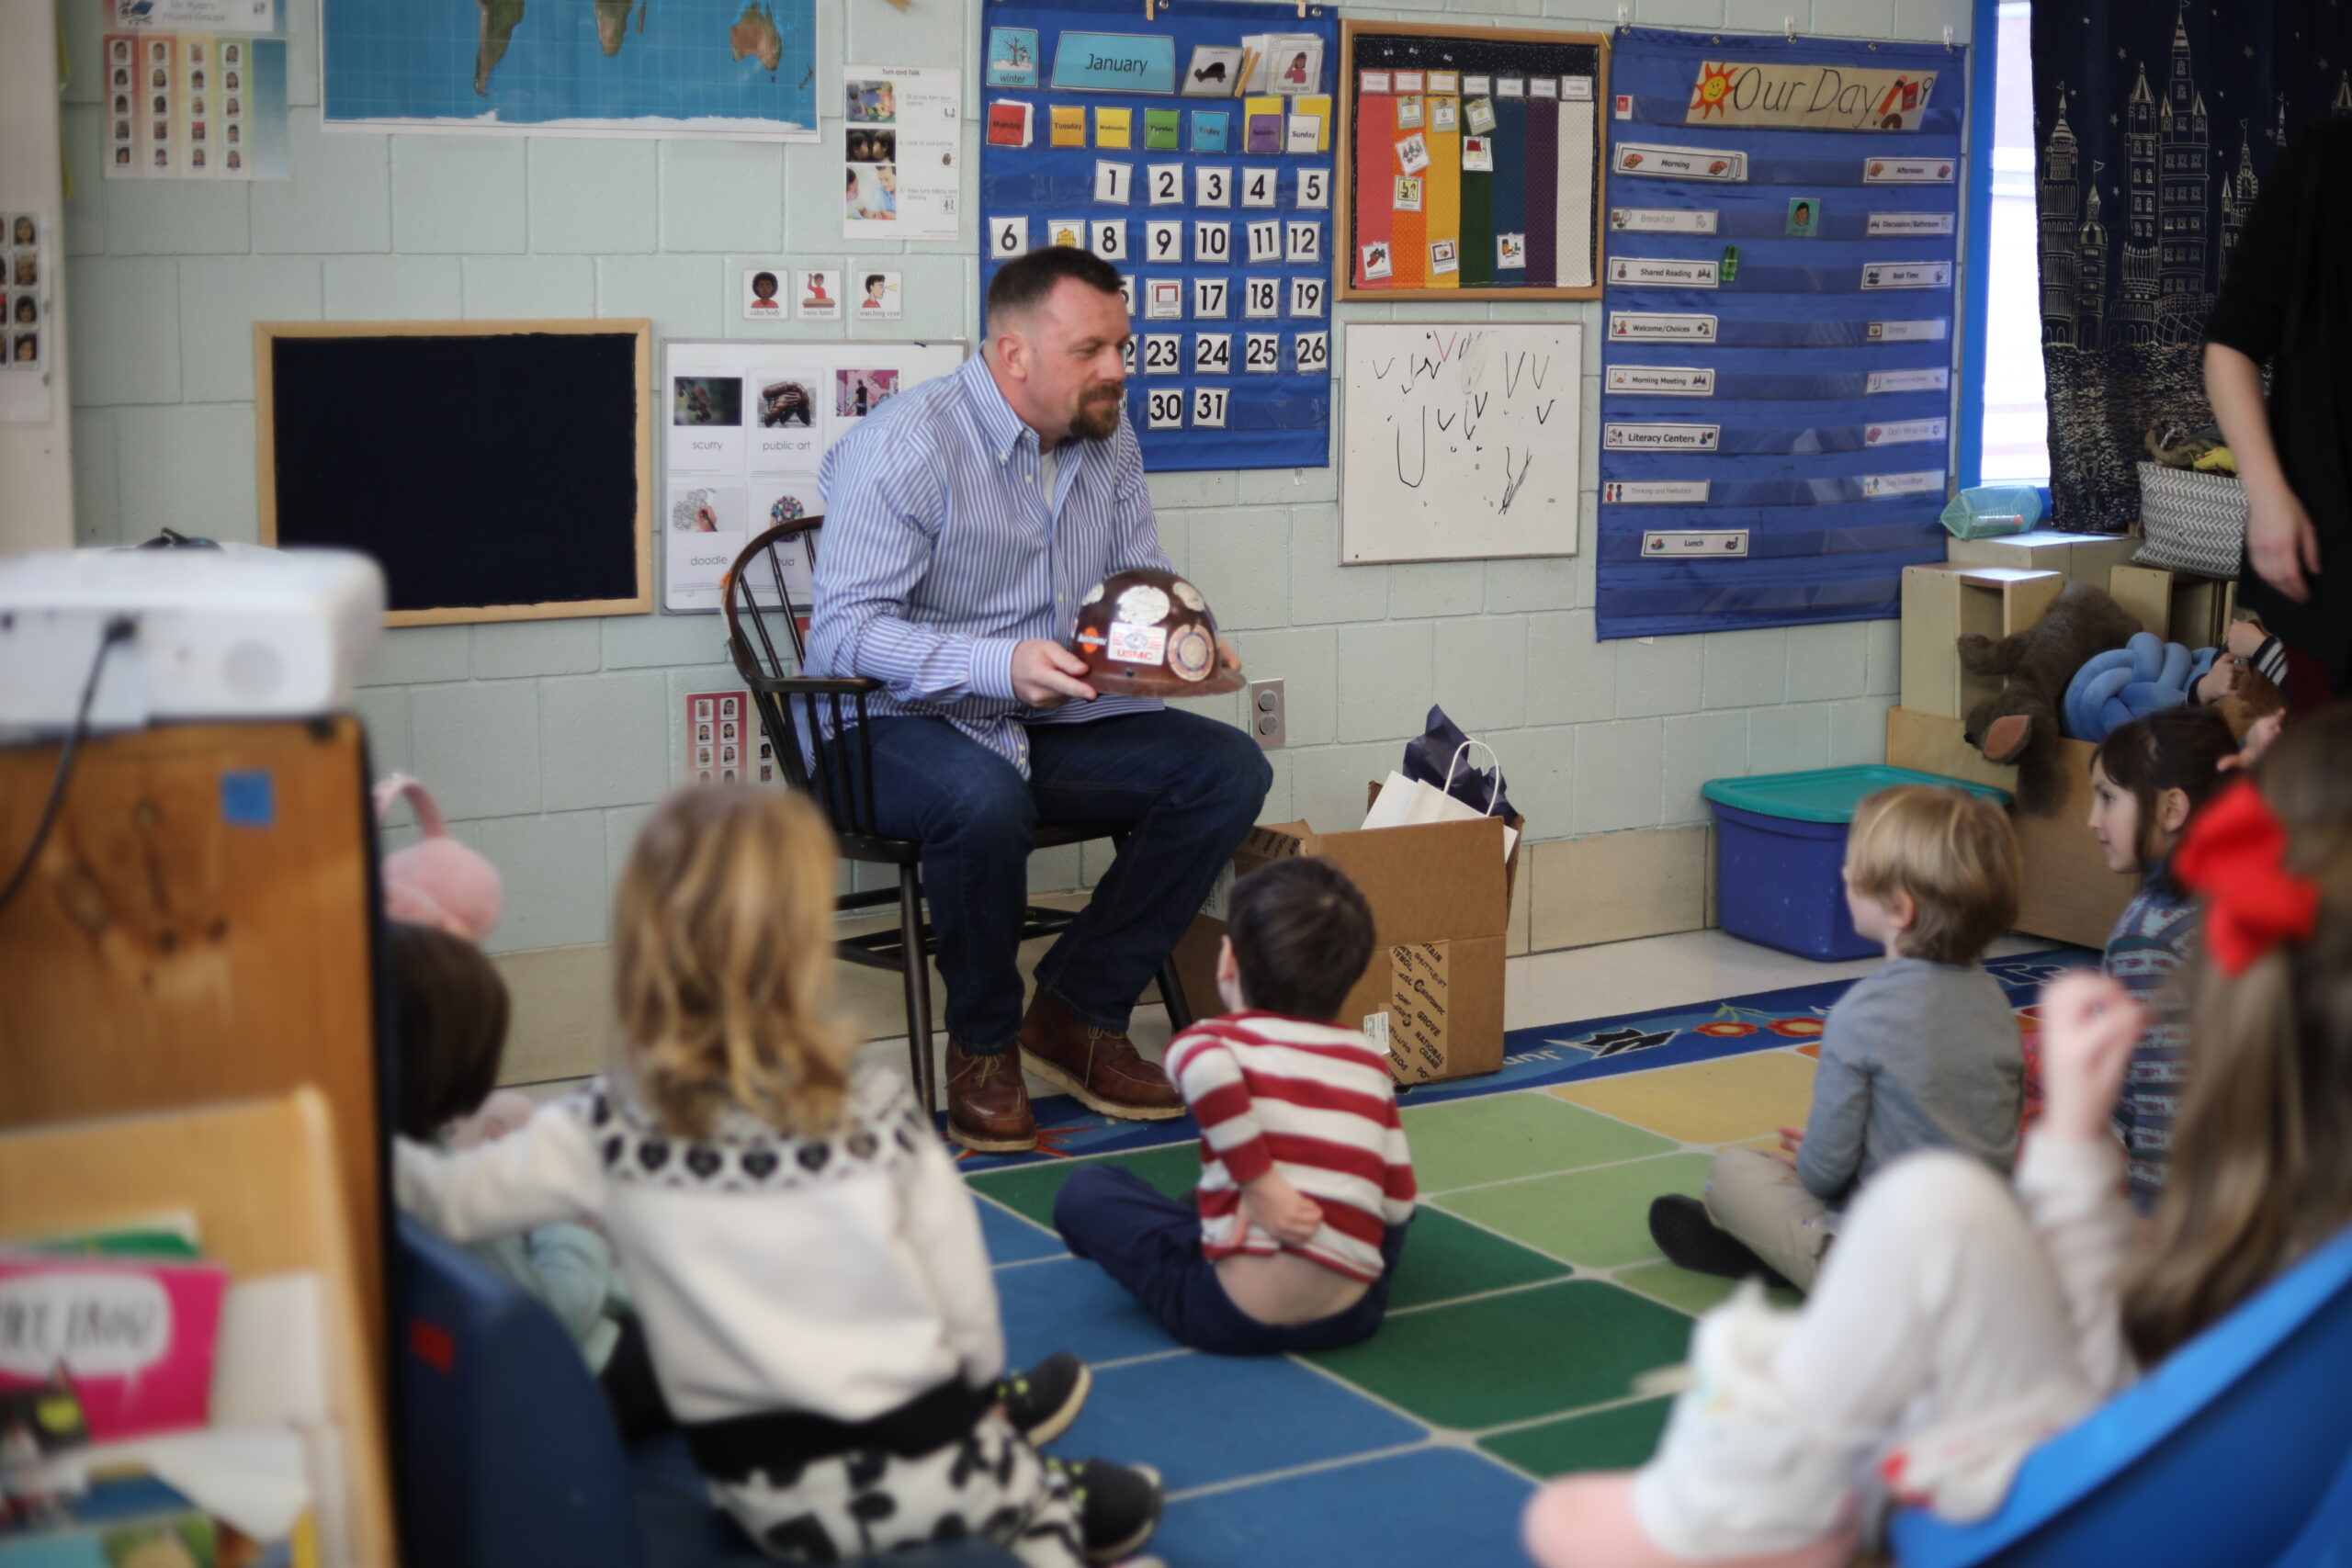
944, 1040, 1036, 1154
1018, 991, 1184, 1122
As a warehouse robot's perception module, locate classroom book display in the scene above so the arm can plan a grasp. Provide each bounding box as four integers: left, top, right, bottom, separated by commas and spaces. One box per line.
1592, 27, 1967, 641
980, 0, 1339, 471
1337, 22, 1610, 301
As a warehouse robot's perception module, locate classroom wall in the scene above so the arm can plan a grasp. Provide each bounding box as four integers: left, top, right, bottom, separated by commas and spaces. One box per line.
57, 0, 1973, 965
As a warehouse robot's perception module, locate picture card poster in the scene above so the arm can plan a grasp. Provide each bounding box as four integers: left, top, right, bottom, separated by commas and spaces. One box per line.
1, 208, 54, 423
101, 28, 289, 180
842, 66, 962, 240
1594, 26, 1964, 640
662, 338, 967, 612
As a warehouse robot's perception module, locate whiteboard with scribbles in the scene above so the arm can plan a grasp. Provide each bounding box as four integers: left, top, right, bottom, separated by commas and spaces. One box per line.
1340, 322, 1585, 564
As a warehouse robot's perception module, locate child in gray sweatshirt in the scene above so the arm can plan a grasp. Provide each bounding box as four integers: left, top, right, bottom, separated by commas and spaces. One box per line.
1651, 785, 2026, 1291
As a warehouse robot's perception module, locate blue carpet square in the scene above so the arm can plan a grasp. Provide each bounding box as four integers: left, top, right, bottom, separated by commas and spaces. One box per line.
1056, 1353, 1425, 1494
1155, 1447, 1532, 1564
977, 1193, 1067, 1265
994, 1256, 1182, 1368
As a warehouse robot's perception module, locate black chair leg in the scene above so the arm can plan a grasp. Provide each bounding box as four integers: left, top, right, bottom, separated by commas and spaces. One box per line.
1159, 957, 1193, 1032
896, 864, 939, 1122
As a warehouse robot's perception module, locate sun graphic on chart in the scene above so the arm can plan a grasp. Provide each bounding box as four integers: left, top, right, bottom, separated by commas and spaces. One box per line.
1690, 62, 1736, 118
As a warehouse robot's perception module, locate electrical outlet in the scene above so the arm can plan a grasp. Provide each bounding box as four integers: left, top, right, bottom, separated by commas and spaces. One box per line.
1247, 678, 1285, 750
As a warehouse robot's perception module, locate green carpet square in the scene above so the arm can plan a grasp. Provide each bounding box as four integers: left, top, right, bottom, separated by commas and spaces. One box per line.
1433, 1154, 1714, 1269
967, 1143, 1201, 1230
1306, 1280, 1694, 1429
1386, 1208, 1571, 1311
1614, 1260, 1804, 1316
1479, 1398, 1674, 1478
1402, 1092, 1676, 1195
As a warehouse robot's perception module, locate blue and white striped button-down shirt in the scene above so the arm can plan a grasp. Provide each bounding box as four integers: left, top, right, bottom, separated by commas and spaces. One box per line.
808, 353, 1172, 778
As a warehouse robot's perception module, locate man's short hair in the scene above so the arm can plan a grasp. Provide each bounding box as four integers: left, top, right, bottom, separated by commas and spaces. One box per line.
1227, 856, 1376, 1022
987, 246, 1125, 330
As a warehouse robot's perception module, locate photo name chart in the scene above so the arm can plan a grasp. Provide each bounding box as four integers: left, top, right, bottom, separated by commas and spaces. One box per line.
1595, 27, 1965, 640
662, 338, 967, 613
980, 0, 1339, 472
1340, 322, 1585, 564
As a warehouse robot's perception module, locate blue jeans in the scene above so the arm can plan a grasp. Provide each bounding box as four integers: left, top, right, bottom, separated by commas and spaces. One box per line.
861, 709, 1272, 1055
1053, 1166, 1408, 1356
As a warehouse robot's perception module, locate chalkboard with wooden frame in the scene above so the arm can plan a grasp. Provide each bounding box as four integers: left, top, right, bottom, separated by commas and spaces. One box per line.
256, 320, 653, 627
1336, 20, 1610, 302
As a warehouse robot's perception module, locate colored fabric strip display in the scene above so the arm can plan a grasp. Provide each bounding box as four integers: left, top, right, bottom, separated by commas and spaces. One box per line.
1390, 124, 1428, 290
1353, 93, 1396, 288
1459, 138, 1495, 288
1524, 96, 1559, 288
1423, 99, 1462, 290
1555, 99, 1596, 288
1489, 96, 1528, 285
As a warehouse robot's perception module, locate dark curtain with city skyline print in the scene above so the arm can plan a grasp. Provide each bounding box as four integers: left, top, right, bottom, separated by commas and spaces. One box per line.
2031, 2, 2351, 533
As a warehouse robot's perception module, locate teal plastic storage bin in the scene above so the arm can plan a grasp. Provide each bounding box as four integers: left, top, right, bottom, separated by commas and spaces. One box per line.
1702, 765, 2012, 961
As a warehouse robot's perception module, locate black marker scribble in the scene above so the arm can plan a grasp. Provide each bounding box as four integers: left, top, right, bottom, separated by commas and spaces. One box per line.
1396, 407, 1428, 489
1535, 400, 1557, 424
1503, 353, 1527, 397
1530, 355, 1551, 389
1498, 448, 1533, 513
1435, 407, 1457, 433
1372, 357, 1396, 380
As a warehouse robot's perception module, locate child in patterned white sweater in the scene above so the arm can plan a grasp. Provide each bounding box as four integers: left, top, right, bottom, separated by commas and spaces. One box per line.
1056, 856, 1417, 1355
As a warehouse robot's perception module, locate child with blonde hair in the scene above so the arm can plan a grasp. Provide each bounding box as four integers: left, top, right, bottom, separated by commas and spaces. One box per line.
1526, 710, 2352, 1568
1650, 784, 2024, 1292
395, 786, 1161, 1565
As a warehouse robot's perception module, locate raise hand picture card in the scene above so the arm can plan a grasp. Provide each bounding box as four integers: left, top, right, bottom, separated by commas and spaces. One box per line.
0, 1256, 231, 1442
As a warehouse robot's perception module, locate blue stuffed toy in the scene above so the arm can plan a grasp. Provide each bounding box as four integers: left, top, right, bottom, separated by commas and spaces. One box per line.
2064, 632, 2221, 743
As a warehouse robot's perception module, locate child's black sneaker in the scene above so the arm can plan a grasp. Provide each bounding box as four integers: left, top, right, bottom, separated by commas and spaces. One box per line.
1046, 1457, 1162, 1564
997, 1351, 1091, 1446
1648, 1195, 1794, 1291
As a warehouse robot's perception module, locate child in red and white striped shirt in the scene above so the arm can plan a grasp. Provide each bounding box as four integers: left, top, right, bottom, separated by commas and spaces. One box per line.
1053, 857, 1418, 1355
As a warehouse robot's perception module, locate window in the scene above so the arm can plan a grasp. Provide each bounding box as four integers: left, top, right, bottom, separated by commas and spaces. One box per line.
1977, 0, 2051, 486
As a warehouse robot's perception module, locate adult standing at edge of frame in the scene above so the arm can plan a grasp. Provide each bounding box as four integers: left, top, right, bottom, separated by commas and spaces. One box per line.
2203, 116, 2352, 710
808, 246, 1270, 1155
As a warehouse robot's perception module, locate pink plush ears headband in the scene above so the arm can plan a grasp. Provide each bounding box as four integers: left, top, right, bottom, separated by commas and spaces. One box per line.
374, 773, 503, 944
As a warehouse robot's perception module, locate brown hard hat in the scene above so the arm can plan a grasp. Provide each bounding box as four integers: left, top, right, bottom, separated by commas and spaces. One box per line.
1069, 568, 1245, 696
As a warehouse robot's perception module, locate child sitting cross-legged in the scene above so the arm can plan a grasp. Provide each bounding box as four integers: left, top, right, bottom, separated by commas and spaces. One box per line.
395, 785, 1161, 1567
1524, 710, 2352, 1568
1054, 856, 1417, 1354
1649, 784, 2024, 1292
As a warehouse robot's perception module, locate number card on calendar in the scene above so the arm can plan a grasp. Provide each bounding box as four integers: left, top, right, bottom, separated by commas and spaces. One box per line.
979, 0, 1337, 471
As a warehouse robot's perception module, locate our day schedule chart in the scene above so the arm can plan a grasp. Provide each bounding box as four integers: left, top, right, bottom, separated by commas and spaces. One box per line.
980, 0, 1339, 471
1594, 26, 1967, 640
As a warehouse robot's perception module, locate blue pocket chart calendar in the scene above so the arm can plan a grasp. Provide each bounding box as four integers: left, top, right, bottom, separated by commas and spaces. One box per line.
981, 0, 1338, 472
1595, 27, 1966, 640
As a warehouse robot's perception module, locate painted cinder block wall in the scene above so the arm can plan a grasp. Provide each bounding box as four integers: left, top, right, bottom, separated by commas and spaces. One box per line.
58, 0, 1971, 962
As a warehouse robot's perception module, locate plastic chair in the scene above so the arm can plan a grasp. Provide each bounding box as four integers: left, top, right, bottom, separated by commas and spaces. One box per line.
1889, 1223, 2352, 1568
723, 519, 1193, 1120
395, 1216, 1023, 1568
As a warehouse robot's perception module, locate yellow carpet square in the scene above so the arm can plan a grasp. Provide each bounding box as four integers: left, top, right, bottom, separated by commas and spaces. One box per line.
1547, 1051, 1817, 1145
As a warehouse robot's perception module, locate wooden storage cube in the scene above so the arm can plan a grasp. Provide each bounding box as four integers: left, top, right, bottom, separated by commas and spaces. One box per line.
2108, 563, 2239, 647
1947, 528, 2143, 588
1899, 564, 2065, 718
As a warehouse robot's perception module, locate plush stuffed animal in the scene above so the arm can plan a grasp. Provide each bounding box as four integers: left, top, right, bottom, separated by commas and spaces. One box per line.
374, 773, 503, 942
1957, 581, 2143, 813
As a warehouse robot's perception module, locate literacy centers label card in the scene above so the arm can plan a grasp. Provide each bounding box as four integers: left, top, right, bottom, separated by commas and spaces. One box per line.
842, 65, 962, 241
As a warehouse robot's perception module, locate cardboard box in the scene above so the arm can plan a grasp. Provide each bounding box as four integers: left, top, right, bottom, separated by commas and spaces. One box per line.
1172, 792, 1524, 1086
1946, 528, 2143, 588
2108, 562, 2238, 649
1899, 563, 2065, 718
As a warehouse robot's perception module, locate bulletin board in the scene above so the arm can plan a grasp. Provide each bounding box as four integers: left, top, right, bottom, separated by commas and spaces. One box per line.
978, 0, 1338, 472
1337, 21, 1609, 300
1340, 321, 1585, 563
1593, 27, 1965, 640
257, 320, 651, 627
661, 337, 968, 613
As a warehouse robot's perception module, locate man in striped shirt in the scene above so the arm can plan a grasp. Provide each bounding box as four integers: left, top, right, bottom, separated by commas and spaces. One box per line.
1054, 858, 1418, 1355
809, 247, 1272, 1155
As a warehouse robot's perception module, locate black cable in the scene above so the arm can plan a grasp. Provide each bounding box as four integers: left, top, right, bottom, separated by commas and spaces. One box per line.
0, 615, 138, 913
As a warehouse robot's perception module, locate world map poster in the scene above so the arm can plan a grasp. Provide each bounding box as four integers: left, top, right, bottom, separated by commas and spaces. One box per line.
324, 0, 819, 140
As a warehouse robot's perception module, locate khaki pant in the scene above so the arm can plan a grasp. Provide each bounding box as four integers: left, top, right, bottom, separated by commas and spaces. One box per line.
1702, 1145, 1840, 1291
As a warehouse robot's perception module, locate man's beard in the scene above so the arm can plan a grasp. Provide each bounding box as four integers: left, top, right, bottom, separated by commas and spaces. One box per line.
1069, 388, 1123, 441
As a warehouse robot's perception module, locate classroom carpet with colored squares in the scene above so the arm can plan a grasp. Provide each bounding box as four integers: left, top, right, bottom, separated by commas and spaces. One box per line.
956, 946, 2092, 1565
